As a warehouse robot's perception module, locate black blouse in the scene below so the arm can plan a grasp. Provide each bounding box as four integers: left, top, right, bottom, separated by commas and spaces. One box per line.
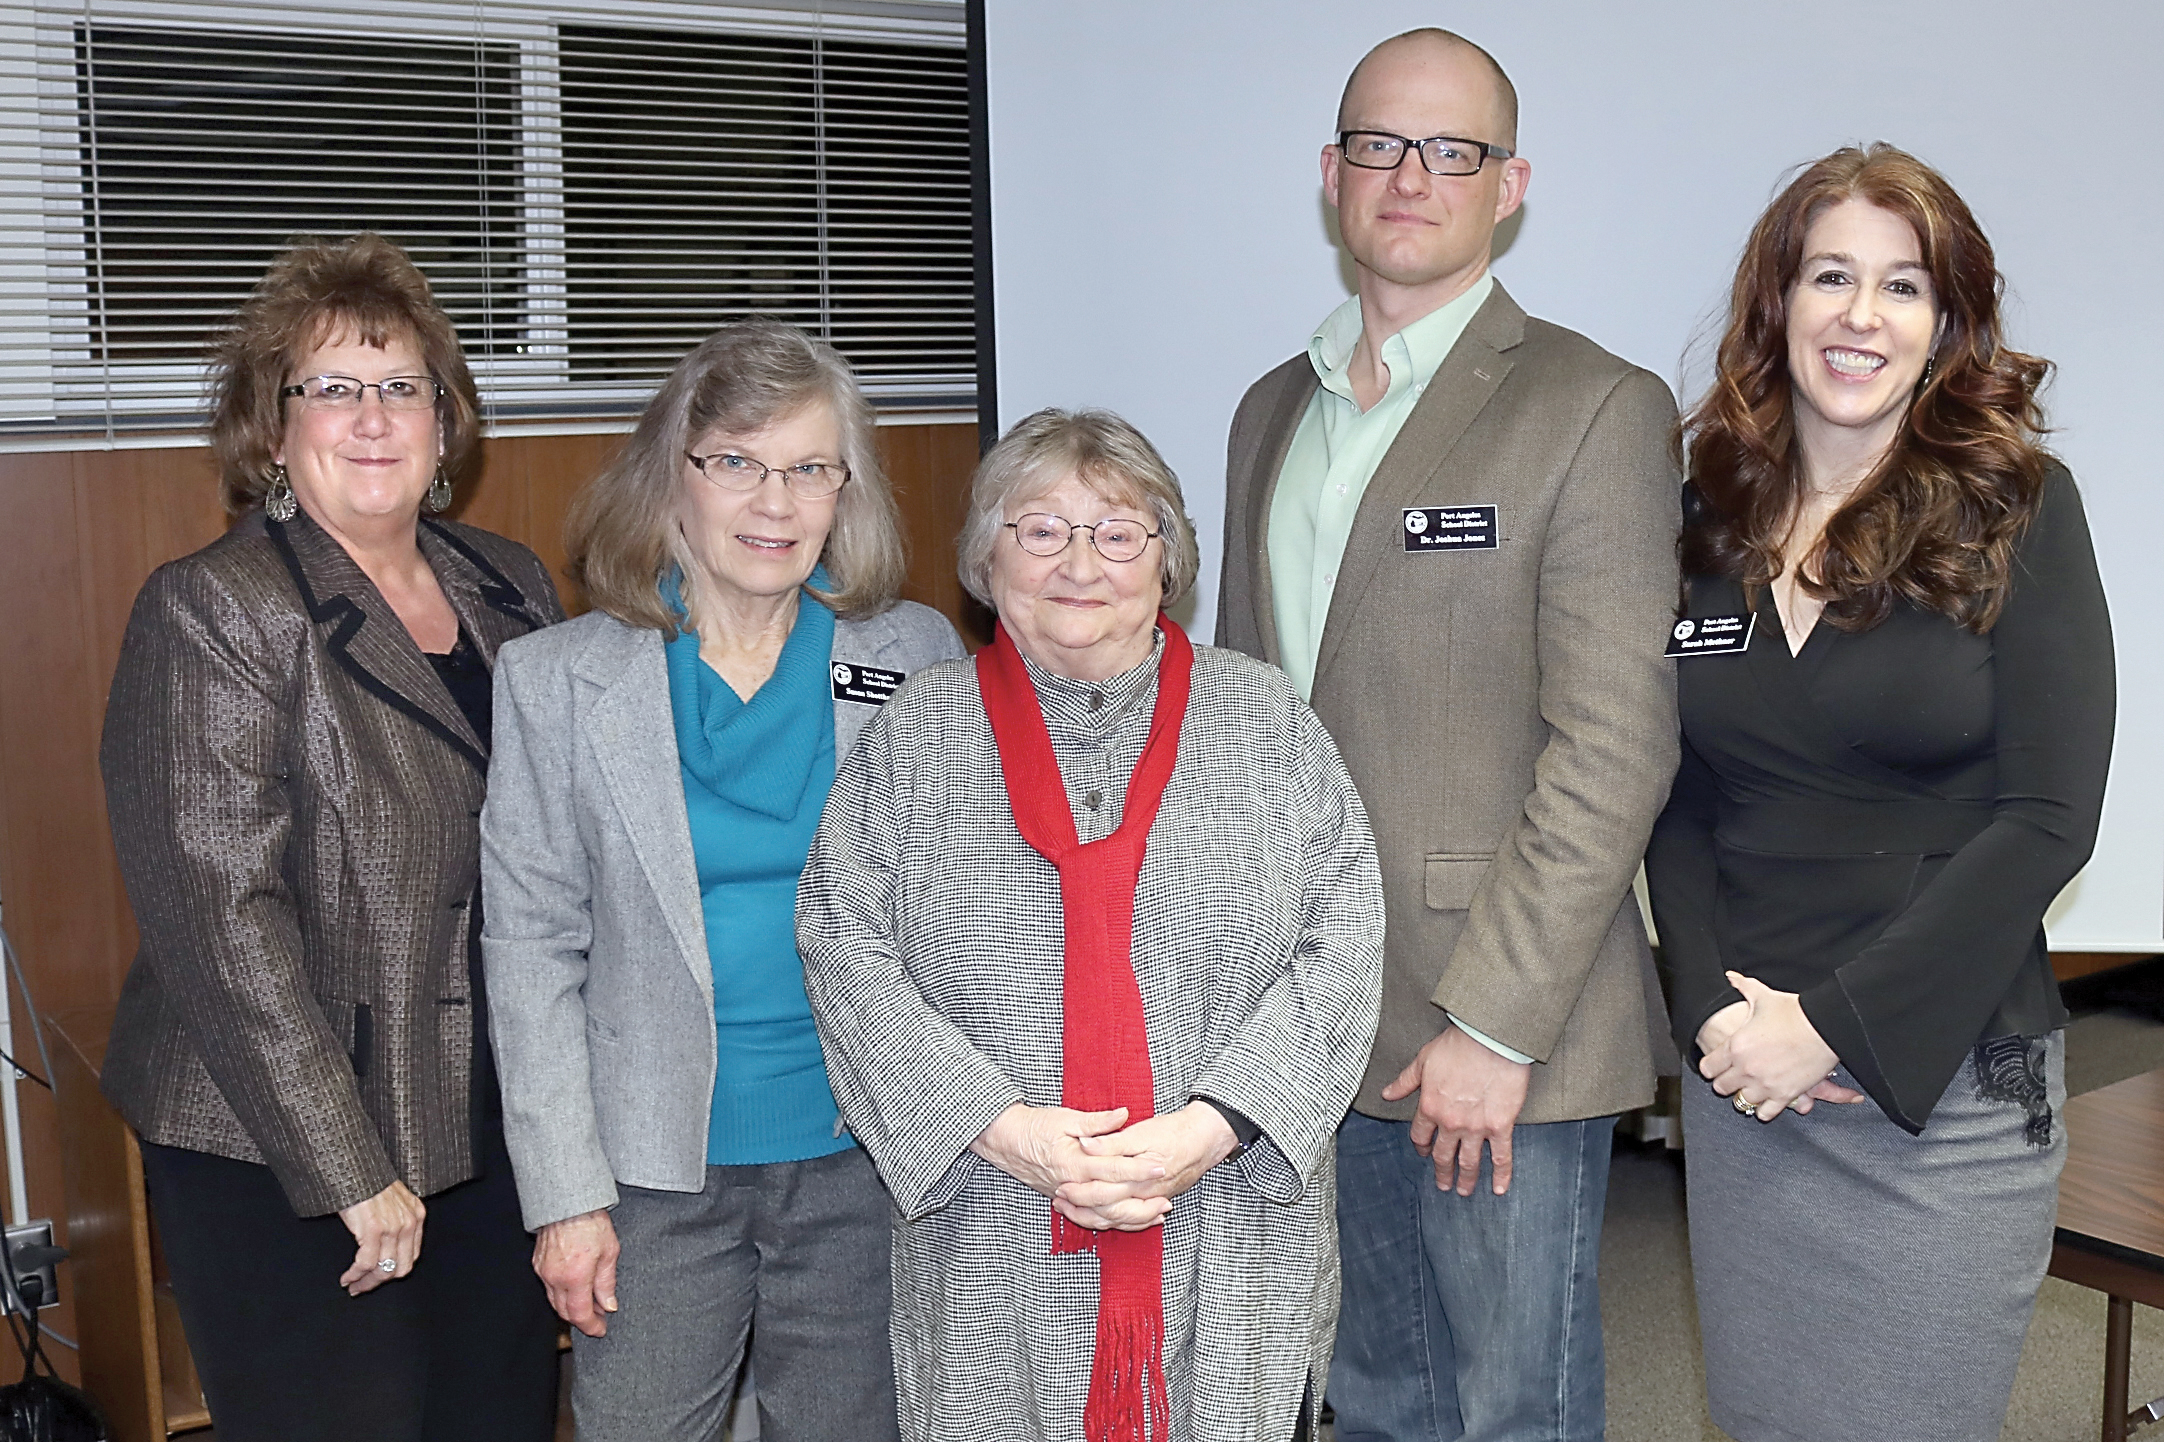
427, 633, 500, 1125
1645, 463, 2114, 1132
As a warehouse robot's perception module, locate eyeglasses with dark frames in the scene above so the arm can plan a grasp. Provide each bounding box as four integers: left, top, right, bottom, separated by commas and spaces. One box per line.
280, 375, 444, 411
1004, 513, 1160, 563
1337, 130, 1513, 177
685, 449, 851, 499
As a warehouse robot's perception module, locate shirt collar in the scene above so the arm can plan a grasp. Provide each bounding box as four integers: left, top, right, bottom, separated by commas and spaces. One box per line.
1307, 272, 1496, 404
1019, 629, 1165, 734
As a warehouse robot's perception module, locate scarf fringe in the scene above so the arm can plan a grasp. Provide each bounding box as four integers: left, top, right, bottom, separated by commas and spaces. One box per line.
1082, 1304, 1169, 1442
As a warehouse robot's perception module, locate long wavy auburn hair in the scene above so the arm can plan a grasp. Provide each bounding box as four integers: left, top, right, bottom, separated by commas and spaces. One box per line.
1680, 143, 2052, 632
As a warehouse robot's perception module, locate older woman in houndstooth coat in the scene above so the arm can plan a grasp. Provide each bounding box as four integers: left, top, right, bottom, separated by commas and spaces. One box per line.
797, 409, 1384, 1442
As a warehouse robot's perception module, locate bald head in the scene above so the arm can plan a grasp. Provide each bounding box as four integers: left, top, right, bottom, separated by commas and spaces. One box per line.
1336, 28, 1518, 152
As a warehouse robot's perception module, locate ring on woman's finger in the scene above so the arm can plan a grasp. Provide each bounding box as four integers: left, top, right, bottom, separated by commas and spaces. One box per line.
377, 1257, 398, 1273
1732, 1094, 1758, 1117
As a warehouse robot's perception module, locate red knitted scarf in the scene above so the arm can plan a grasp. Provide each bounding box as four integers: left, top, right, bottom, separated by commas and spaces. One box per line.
976, 616, 1192, 1442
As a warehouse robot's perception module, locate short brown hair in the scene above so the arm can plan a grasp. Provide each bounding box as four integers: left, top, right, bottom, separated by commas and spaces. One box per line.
207, 233, 480, 515
567, 319, 905, 631
958, 408, 1199, 609
1681, 143, 2052, 633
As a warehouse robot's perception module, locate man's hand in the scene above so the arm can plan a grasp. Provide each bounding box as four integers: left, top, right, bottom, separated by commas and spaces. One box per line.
534, 1209, 620, 1337
1381, 1025, 1531, 1196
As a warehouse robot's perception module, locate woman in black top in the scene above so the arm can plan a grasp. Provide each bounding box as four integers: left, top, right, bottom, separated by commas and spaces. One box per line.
1646, 144, 2113, 1442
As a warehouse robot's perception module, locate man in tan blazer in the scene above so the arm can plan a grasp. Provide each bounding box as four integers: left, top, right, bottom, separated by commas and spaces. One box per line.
1215, 29, 1679, 1442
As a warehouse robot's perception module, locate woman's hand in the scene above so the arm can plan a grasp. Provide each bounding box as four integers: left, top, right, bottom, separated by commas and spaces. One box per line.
1695, 999, 1751, 1059
1059, 1102, 1240, 1230
970, 1103, 1168, 1225
337, 1180, 426, 1295
534, 1209, 621, 1337
1700, 971, 1863, 1120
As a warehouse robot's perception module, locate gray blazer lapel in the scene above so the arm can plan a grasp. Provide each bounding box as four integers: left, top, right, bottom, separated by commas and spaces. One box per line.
1243, 364, 1318, 666
574, 624, 713, 1004
1313, 284, 1524, 691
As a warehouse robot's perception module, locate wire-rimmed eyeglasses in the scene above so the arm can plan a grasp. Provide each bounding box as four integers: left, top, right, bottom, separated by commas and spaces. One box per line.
279, 375, 444, 411
1003, 513, 1160, 563
685, 450, 851, 500
1337, 130, 1513, 177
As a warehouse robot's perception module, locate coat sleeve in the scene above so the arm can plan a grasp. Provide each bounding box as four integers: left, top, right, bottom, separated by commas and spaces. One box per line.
1428, 368, 1683, 1058
797, 711, 1026, 1222
100, 561, 395, 1217
1645, 736, 1744, 1060
1190, 705, 1384, 1204
479, 636, 620, 1230
1799, 467, 2115, 1129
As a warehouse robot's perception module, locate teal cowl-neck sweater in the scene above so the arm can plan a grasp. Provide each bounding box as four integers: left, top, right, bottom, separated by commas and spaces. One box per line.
663, 575, 848, 1165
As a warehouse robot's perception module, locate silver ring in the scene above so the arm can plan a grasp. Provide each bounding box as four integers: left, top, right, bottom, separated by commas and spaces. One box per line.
377, 1257, 398, 1273
1732, 1094, 1758, 1117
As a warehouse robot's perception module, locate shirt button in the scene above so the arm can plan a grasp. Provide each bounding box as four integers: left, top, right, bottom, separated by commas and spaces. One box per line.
1334, 483, 1348, 497
1088, 691, 1104, 712
1085, 789, 1103, 810
1323, 571, 1336, 588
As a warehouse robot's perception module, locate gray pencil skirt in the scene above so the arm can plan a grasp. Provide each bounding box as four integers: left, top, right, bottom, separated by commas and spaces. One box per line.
1682, 1032, 2065, 1442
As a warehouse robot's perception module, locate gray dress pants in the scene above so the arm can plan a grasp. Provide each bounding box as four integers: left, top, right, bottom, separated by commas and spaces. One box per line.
571, 1144, 900, 1442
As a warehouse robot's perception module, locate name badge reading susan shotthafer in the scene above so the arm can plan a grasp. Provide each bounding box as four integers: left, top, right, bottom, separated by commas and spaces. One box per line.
831, 662, 905, 705
1665, 613, 1754, 657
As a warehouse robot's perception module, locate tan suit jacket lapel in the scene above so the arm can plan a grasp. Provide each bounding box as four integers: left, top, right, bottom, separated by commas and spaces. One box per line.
1241, 363, 1319, 666
1312, 284, 1525, 693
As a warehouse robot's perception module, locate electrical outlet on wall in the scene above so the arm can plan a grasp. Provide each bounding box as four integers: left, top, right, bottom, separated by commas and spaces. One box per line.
2, 1220, 62, 1313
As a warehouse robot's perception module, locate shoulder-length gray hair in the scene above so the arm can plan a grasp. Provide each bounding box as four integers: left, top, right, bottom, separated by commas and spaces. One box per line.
567, 319, 905, 631
958, 408, 1200, 608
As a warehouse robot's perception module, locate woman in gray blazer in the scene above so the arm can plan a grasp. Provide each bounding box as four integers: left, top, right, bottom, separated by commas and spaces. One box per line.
481, 320, 963, 1441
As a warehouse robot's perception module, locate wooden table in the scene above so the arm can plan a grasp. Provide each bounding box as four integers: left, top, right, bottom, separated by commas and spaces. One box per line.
2052, 1067, 2164, 1442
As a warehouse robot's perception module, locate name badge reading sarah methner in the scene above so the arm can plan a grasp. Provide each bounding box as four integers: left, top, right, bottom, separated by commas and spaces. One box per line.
1402, 505, 1499, 552
831, 662, 905, 705
1665, 613, 1755, 657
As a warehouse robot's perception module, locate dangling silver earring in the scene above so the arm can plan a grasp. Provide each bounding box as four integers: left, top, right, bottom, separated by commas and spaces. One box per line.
1919, 355, 1937, 389
264, 463, 297, 522
425, 467, 453, 514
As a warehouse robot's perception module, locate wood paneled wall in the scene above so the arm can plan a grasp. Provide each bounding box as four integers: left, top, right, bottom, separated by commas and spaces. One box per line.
0, 420, 982, 1383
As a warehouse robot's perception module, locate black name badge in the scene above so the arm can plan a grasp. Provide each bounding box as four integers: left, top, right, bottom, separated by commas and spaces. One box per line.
1402, 504, 1499, 552
1665, 613, 1755, 657
831, 661, 905, 705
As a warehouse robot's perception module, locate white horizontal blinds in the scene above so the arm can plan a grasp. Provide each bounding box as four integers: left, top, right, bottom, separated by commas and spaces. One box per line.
77, 24, 523, 375
554, 25, 972, 399
0, 0, 969, 441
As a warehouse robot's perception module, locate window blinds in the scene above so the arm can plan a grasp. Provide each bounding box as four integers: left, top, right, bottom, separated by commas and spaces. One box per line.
0, 0, 970, 443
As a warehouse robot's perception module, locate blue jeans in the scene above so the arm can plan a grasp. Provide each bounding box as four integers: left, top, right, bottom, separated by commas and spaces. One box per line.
1330, 1110, 1614, 1442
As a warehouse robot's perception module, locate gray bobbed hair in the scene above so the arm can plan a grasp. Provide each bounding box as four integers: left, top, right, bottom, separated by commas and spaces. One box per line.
957, 407, 1200, 609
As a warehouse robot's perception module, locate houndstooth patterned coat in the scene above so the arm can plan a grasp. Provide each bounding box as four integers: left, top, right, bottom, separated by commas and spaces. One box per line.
798, 638, 1384, 1442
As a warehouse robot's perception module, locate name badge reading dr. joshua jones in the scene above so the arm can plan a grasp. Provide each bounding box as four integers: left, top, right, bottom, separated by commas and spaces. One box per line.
832, 662, 905, 705
1402, 504, 1499, 552
1665, 613, 1755, 657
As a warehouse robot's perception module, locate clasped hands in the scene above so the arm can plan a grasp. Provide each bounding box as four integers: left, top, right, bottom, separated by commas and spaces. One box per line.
1698, 970, 1864, 1121
970, 1101, 1238, 1233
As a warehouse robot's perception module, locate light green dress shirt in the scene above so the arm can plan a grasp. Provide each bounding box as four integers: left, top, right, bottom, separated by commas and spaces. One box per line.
1264, 273, 1531, 1067
1268, 273, 1492, 704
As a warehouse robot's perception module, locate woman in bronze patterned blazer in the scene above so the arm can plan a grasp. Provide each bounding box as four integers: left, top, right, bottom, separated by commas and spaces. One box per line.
98, 234, 565, 1442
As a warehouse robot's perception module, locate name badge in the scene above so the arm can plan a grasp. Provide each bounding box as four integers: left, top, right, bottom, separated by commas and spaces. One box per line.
1403, 504, 1499, 552
1665, 613, 1755, 657
831, 662, 905, 705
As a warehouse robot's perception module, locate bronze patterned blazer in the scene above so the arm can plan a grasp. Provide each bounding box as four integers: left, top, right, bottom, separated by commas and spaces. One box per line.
1217, 282, 1682, 1124
100, 508, 565, 1217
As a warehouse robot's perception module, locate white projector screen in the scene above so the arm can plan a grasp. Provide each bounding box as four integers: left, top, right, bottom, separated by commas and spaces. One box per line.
982, 0, 2162, 951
